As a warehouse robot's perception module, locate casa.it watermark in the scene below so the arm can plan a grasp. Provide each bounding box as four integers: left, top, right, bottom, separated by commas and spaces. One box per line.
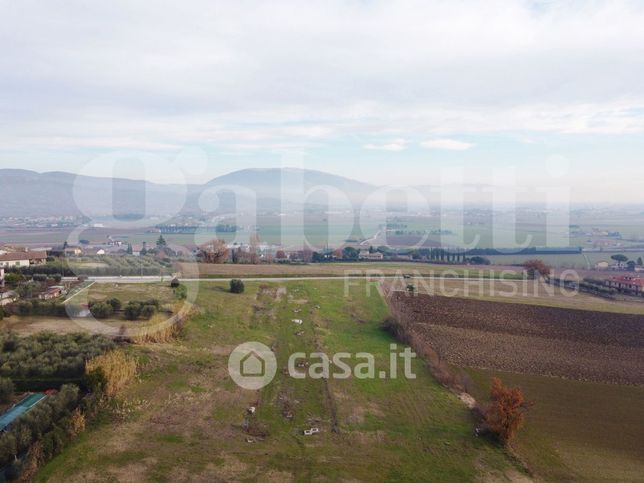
228, 341, 416, 389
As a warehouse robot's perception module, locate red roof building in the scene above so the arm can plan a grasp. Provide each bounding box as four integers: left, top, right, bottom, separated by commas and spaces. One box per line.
605, 276, 644, 294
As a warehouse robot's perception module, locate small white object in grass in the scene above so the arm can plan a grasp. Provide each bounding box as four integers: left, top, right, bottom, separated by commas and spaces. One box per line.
292, 319, 303, 324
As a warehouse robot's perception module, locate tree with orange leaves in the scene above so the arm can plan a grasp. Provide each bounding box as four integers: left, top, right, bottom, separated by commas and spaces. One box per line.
484, 378, 532, 444
523, 259, 551, 280
199, 239, 229, 264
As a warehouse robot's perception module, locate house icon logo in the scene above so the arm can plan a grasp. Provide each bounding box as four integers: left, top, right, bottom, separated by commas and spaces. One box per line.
228, 342, 277, 389
240, 350, 266, 377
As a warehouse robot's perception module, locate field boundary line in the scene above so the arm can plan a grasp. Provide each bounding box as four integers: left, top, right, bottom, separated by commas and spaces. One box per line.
63, 281, 95, 304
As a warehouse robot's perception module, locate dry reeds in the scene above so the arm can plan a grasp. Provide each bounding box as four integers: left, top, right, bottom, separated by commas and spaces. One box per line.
85, 350, 138, 398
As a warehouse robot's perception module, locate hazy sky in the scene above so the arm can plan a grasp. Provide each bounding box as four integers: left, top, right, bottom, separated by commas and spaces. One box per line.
1, 0, 644, 201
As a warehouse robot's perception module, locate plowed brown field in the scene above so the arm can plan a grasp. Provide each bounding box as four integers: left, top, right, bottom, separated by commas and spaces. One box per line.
387, 292, 644, 384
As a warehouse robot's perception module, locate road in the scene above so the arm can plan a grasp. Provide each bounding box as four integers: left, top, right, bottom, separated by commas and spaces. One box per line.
63, 275, 509, 283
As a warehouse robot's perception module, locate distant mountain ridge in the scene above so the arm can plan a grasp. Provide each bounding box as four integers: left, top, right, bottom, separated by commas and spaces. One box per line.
0, 168, 374, 217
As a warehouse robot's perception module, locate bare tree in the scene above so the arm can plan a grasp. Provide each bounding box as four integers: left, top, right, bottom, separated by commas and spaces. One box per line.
248, 233, 260, 264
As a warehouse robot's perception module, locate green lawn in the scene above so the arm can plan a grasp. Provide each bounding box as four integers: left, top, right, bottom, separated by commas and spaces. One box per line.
465, 368, 644, 482
38, 280, 523, 482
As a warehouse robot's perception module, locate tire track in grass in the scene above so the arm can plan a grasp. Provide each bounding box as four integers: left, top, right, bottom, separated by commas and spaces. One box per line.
301, 282, 341, 434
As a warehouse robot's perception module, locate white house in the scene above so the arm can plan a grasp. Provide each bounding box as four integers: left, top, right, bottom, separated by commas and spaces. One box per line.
594, 261, 610, 270
0, 290, 18, 306
359, 250, 384, 261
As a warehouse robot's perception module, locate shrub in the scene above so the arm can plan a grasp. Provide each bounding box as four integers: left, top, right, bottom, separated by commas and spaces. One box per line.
124, 302, 142, 320
484, 378, 532, 444
0, 433, 17, 468
68, 408, 86, 436
83, 366, 107, 394
170, 277, 180, 288
143, 298, 160, 309
174, 284, 187, 300
0, 377, 14, 404
140, 304, 156, 319
17, 301, 33, 316
107, 298, 122, 311
4, 273, 25, 286
89, 302, 114, 319
230, 279, 245, 294
1, 333, 18, 352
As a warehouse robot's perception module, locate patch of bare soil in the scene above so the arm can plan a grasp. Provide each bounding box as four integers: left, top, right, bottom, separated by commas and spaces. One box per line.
200, 455, 249, 481
109, 458, 157, 483
387, 293, 644, 384
0, 316, 82, 336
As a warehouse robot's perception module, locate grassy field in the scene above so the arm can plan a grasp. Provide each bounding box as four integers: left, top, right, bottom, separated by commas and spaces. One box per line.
465, 368, 644, 482
37, 280, 524, 482
83, 282, 177, 305
486, 251, 644, 269
179, 261, 521, 279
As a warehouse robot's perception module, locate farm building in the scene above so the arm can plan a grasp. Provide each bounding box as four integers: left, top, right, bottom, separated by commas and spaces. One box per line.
605, 276, 644, 295
0, 250, 47, 268
38, 285, 66, 300
48, 245, 83, 257
359, 250, 384, 260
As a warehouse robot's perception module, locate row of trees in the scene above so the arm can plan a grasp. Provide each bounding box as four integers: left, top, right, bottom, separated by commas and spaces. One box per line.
123, 300, 159, 320
7, 255, 173, 277
88, 298, 160, 320
0, 385, 80, 470
7, 300, 70, 317
0, 332, 114, 380
0, 346, 139, 479
88, 298, 122, 319
610, 254, 643, 271
197, 238, 473, 265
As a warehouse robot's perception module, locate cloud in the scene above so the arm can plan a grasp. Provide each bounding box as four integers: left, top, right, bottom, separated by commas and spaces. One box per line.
420, 139, 473, 151
1, 0, 644, 169
363, 139, 408, 151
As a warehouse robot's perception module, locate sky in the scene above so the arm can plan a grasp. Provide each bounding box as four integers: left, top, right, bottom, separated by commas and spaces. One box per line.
1, 0, 644, 202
